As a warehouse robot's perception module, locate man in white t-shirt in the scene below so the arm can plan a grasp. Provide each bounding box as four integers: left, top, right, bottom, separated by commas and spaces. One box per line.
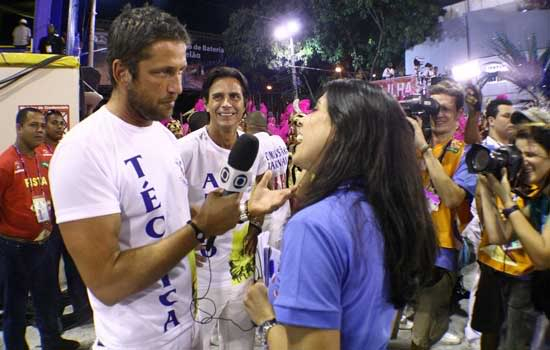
12, 18, 32, 49
244, 111, 290, 249
178, 67, 267, 350
49, 7, 291, 350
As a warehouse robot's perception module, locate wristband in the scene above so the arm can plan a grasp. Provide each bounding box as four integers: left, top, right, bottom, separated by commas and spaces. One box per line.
502, 204, 520, 219
187, 220, 206, 243
420, 144, 431, 155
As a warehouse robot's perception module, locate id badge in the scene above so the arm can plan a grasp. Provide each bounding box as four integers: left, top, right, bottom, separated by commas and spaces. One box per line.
32, 195, 50, 223
424, 189, 441, 212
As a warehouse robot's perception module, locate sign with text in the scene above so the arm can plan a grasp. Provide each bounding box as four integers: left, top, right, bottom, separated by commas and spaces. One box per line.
371, 76, 418, 100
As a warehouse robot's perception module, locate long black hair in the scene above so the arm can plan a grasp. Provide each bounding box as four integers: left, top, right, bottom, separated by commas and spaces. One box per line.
298, 79, 437, 307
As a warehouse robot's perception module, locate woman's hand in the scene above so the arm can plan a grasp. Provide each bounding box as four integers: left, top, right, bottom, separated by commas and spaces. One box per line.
244, 282, 275, 326
485, 169, 514, 207
248, 171, 295, 217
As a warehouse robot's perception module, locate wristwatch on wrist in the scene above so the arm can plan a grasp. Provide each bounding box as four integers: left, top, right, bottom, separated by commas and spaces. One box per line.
502, 204, 520, 219
239, 201, 249, 223
187, 220, 206, 243
259, 318, 278, 345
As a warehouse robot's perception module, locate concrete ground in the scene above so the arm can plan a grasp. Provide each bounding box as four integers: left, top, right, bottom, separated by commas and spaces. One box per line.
3, 264, 480, 350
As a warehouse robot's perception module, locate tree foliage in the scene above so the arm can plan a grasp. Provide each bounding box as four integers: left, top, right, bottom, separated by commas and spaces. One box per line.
223, 0, 444, 75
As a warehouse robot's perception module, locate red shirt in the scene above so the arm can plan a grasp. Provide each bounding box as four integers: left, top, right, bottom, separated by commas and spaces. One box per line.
0, 145, 53, 240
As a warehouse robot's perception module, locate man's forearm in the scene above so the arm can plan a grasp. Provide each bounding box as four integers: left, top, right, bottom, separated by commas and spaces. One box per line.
423, 151, 466, 209
90, 224, 199, 306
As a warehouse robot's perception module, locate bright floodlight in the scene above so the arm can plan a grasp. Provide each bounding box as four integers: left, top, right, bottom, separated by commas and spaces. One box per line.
335, 66, 342, 73
452, 60, 481, 81
274, 20, 300, 40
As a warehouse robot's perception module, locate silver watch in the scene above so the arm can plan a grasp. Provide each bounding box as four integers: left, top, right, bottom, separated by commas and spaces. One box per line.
239, 201, 249, 223
259, 318, 278, 345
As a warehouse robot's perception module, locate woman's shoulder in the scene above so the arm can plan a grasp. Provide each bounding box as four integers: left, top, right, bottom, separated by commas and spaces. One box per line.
290, 190, 370, 231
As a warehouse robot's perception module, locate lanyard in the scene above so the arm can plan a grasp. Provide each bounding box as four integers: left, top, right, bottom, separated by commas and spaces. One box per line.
426, 138, 454, 192
12, 144, 47, 198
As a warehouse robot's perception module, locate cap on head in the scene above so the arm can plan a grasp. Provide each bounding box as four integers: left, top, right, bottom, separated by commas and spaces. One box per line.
19, 19, 27, 24
511, 107, 550, 125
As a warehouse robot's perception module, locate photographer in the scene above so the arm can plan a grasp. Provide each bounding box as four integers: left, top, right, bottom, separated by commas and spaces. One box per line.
407, 80, 477, 349
468, 103, 539, 350
479, 110, 550, 268
478, 109, 550, 267
477, 109, 550, 348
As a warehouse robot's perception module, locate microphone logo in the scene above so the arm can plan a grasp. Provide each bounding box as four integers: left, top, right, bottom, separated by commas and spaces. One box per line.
220, 166, 249, 190
221, 167, 230, 183
233, 175, 248, 189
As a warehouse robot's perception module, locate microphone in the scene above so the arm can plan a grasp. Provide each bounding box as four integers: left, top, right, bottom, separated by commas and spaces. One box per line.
205, 133, 260, 252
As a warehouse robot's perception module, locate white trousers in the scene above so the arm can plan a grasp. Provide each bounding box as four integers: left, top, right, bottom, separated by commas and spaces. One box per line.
192, 282, 255, 350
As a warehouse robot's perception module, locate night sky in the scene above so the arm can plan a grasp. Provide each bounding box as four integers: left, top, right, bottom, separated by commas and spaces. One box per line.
96, 0, 256, 33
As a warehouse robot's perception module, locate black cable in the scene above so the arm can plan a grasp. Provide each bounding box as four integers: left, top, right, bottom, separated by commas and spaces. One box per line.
0, 55, 65, 91
189, 254, 256, 333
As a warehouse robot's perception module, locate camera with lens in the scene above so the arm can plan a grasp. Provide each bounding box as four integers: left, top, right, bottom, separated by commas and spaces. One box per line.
466, 144, 525, 187
400, 95, 440, 142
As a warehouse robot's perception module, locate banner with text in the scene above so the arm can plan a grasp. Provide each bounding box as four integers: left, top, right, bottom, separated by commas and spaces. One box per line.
371, 76, 418, 100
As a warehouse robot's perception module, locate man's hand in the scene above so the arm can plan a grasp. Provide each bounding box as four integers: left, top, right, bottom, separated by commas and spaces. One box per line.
248, 171, 295, 217
244, 282, 275, 326
465, 84, 482, 114
406, 117, 429, 150
194, 189, 241, 237
244, 226, 260, 256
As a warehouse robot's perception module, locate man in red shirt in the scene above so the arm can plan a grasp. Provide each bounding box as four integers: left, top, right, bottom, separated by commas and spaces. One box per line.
0, 108, 79, 350
43, 109, 93, 329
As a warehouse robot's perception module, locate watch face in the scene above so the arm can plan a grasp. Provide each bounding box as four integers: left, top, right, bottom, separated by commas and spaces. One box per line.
196, 232, 205, 241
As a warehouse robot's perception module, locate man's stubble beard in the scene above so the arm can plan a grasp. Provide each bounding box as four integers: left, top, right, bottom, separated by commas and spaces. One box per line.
127, 83, 171, 122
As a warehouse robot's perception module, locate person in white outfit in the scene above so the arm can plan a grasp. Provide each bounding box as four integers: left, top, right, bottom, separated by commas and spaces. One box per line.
12, 18, 32, 49
244, 111, 290, 249
178, 67, 269, 350
49, 7, 291, 350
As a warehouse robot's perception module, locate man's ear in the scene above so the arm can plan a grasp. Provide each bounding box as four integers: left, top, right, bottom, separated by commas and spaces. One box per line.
487, 116, 495, 127
112, 59, 131, 85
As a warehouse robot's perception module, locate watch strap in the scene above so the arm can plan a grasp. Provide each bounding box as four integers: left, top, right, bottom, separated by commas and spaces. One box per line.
187, 220, 206, 243
502, 204, 520, 219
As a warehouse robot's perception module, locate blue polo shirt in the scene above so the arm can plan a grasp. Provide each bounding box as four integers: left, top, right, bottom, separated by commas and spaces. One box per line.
269, 186, 395, 350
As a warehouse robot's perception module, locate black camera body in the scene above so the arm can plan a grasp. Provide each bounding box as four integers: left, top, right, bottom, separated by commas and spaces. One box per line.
400, 95, 440, 142
466, 144, 524, 186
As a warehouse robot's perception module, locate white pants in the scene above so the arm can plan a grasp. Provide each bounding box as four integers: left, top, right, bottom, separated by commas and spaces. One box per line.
92, 324, 195, 350
193, 282, 255, 350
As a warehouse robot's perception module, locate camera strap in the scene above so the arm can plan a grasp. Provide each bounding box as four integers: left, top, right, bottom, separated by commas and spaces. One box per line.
426, 138, 454, 193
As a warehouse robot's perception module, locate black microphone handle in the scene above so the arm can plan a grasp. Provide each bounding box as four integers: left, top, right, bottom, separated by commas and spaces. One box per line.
205, 189, 238, 252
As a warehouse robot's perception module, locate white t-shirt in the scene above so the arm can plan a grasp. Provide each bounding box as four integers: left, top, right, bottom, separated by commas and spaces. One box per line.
49, 106, 195, 350
255, 132, 291, 247
12, 25, 31, 46
178, 127, 268, 288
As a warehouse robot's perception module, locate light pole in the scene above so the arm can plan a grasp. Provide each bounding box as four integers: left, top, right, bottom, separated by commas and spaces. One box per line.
274, 20, 300, 100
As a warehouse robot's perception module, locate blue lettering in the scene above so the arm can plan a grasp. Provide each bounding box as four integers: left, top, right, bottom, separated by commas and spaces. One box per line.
164, 310, 180, 332
141, 187, 161, 213
159, 289, 177, 306
145, 216, 165, 238
161, 275, 171, 288
202, 173, 219, 189
124, 155, 145, 178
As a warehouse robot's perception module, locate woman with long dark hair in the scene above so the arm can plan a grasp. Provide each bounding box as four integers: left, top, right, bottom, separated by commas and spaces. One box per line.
244, 79, 437, 349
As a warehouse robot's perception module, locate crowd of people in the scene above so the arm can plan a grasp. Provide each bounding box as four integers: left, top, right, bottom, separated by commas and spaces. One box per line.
1, 5, 549, 350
